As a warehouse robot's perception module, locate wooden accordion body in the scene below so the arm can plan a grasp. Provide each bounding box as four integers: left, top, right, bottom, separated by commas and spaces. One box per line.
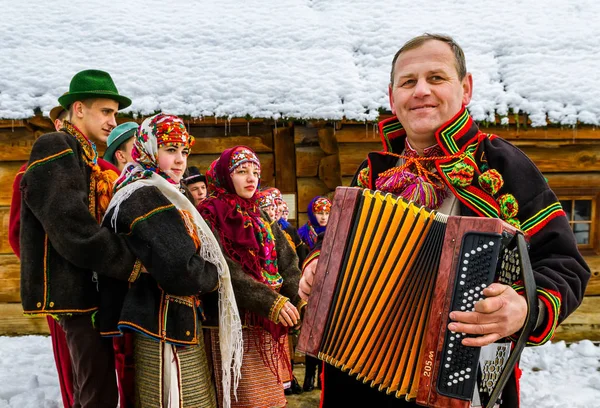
298, 187, 538, 408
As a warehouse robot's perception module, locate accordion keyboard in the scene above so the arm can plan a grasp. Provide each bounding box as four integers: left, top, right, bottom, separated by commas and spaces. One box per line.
437, 232, 503, 400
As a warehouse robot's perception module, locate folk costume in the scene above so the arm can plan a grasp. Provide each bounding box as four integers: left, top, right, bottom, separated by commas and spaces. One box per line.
298, 196, 332, 251
101, 114, 243, 408
319, 107, 590, 407
264, 187, 309, 267
19, 120, 137, 407
198, 147, 302, 408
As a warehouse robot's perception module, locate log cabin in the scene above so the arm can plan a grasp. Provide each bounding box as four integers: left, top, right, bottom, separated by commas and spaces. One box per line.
1, 0, 599, 341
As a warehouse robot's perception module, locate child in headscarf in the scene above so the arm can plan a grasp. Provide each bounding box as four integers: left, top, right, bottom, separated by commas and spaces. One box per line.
298, 196, 332, 250
198, 146, 302, 408
101, 114, 242, 408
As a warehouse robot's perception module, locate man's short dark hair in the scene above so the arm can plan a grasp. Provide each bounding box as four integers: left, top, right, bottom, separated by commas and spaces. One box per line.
390, 33, 467, 85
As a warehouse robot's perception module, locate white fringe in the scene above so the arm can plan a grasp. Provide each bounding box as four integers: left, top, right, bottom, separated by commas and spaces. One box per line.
104, 172, 243, 408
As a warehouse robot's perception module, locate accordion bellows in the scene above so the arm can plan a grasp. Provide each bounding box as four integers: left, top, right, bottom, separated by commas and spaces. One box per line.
298, 187, 538, 408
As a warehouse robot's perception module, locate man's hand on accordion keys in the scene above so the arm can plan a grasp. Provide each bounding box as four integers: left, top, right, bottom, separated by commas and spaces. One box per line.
447, 282, 528, 347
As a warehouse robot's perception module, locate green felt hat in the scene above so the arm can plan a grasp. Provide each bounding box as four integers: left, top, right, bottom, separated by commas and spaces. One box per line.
103, 121, 139, 165
58, 69, 132, 110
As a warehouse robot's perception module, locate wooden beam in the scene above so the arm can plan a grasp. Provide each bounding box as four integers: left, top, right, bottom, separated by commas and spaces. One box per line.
192, 135, 273, 154
0, 302, 49, 335
318, 154, 342, 190
553, 296, 600, 342
481, 126, 600, 141
317, 128, 339, 155
0, 254, 20, 303
0, 161, 25, 206
338, 142, 381, 176
294, 126, 319, 145
295, 146, 326, 178
297, 177, 331, 213
274, 126, 297, 193
546, 173, 600, 190
0, 206, 12, 255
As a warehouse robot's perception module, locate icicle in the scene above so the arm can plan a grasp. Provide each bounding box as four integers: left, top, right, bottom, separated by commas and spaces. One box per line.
365, 121, 368, 139
333, 121, 336, 136
274, 119, 278, 133
227, 117, 231, 136
224, 120, 227, 136
247, 121, 250, 136
12, 119, 14, 132
215, 116, 217, 124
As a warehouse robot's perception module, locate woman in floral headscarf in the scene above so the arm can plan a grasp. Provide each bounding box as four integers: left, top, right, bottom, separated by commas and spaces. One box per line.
101, 114, 242, 408
298, 196, 332, 250
198, 146, 302, 408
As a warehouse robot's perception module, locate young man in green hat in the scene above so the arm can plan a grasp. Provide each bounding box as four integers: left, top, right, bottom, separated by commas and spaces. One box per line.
20, 69, 137, 408
103, 121, 138, 172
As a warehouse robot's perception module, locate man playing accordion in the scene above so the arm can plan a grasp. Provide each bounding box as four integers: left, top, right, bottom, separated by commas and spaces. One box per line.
299, 33, 590, 407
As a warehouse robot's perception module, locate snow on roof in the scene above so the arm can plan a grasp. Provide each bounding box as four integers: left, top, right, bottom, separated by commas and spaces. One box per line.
1, 0, 599, 126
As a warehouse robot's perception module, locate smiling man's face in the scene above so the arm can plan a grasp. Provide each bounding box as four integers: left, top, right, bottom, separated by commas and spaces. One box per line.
389, 39, 472, 152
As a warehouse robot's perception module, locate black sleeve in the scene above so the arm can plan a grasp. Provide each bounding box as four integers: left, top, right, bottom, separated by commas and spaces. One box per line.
21, 132, 135, 280
106, 186, 219, 296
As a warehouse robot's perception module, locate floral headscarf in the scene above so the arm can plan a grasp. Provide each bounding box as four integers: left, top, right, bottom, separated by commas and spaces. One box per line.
298, 196, 331, 249
114, 113, 194, 191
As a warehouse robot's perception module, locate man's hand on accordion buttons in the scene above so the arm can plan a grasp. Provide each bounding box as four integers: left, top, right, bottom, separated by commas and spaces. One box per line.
279, 301, 300, 327
299, 258, 318, 301
447, 283, 527, 347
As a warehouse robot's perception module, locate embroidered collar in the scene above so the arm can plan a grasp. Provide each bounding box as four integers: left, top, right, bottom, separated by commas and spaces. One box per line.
61, 121, 98, 165
378, 106, 479, 155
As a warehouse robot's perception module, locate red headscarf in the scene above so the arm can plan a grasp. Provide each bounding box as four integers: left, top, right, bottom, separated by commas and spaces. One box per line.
198, 147, 287, 342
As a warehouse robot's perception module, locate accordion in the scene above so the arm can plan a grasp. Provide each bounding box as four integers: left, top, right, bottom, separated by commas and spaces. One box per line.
297, 187, 538, 408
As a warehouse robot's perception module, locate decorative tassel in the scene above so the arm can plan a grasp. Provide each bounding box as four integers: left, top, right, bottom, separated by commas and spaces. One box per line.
376, 168, 415, 194
499, 193, 519, 219
447, 162, 474, 188
479, 169, 504, 195
400, 177, 447, 209
505, 217, 521, 229
357, 167, 370, 188
94, 166, 118, 221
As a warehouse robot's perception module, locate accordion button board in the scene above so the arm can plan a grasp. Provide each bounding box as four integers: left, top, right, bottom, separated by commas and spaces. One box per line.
437, 232, 502, 400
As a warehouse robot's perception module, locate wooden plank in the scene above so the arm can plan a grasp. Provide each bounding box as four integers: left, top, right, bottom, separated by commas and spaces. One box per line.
27, 116, 55, 131
0, 302, 49, 335
334, 124, 384, 144
0, 254, 20, 302
520, 144, 600, 173
583, 255, 600, 296
298, 212, 308, 227
318, 154, 342, 190
0, 127, 37, 161
318, 128, 339, 155
0, 161, 26, 206
186, 117, 266, 126
553, 296, 600, 342
481, 126, 600, 141
546, 173, 600, 190
0, 207, 11, 255
192, 135, 273, 154
0, 120, 27, 129
295, 146, 325, 177
341, 176, 353, 187
274, 126, 297, 193
187, 153, 275, 187
294, 126, 319, 145
297, 177, 331, 213
338, 142, 381, 176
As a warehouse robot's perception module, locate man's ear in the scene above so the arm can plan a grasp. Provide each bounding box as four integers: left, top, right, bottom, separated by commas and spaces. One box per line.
388, 84, 396, 115
462, 73, 473, 106
115, 150, 126, 164
72, 101, 85, 119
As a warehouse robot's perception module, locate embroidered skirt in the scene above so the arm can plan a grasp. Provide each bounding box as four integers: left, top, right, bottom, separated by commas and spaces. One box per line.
208, 328, 288, 408
134, 329, 216, 408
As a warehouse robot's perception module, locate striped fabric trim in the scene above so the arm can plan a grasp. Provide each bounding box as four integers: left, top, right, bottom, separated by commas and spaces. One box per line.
269, 295, 290, 323
521, 202, 566, 237
437, 109, 470, 154
378, 117, 405, 152
128, 259, 143, 283
24, 307, 98, 315
512, 284, 561, 345
127, 204, 175, 234
302, 250, 320, 270
26, 149, 74, 173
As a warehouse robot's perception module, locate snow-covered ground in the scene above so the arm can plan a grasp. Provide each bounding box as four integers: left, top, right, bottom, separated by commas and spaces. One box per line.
1, 0, 599, 125
0, 336, 599, 407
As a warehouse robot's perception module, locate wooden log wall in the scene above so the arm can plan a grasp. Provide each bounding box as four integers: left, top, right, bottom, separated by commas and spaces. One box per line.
1, 115, 600, 342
